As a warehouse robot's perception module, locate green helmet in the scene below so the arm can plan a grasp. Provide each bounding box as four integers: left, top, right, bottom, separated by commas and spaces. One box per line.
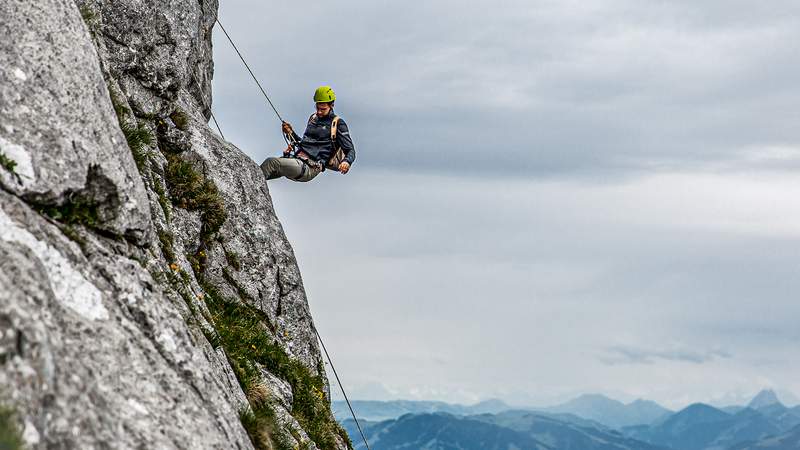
314, 85, 336, 103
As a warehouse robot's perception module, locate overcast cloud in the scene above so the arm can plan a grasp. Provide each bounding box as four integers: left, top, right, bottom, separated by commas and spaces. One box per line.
211, 0, 800, 409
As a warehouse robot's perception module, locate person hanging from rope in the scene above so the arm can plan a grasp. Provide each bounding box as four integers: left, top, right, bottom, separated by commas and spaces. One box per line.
260, 86, 356, 182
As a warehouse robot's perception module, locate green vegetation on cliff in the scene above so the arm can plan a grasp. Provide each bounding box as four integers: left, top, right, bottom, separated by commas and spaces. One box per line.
203, 283, 352, 450
0, 406, 23, 450
164, 155, 227, 241
0, 152, 17, 174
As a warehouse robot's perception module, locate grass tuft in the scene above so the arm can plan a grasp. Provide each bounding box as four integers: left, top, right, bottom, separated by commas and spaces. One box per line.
0, 406, 24, 450
120, 120, 154, 172
186, 247, 208, 279
107, 84, 131, 119
246, 383, 272, 408
170, 109, 190, 131
151, 173, 171, 221
158, 229, 176, 263
36, 198, 99, 228
106, 82, 154, 174
0, 152, 17, 174
165, 155, 227, 243
79, 4, 100, 34
108, 83, 155, 173
225, 249, 242, 271
62, 225, 87, 250
240, 406, 295, 450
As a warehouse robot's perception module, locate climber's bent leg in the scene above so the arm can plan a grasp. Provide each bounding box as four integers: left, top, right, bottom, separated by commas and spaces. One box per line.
260, 157, 321, 182
293, 161, 322, 182
261, 157, 303, 180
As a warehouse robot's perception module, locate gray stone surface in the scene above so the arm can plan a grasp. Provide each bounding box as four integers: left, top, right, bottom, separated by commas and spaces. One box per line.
1, 0, 347, 448
0, 0, 151, 242
76, 0, 217, 117
0, 192, 253, 449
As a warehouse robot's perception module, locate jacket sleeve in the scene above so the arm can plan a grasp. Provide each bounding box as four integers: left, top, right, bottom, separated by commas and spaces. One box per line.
337, 118, 356, 165
291, 129, 302, 144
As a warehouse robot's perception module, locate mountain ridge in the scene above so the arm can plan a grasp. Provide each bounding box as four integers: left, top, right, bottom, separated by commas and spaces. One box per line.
337, 392, 800, 450
343, 411, 668, 450
333, 398, 513, 422
539, 394, 673, 428
749, 390, 782, 410
622, 398, 797, 450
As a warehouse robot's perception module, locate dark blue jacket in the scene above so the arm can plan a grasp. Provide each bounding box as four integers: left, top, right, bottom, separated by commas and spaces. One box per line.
294, 111, 356, 166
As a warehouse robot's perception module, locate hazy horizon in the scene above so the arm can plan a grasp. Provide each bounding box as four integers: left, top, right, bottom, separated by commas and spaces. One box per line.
333, 386, 800, 412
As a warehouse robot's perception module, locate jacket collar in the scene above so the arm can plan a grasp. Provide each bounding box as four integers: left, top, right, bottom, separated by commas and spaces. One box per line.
315, 110, 335, 122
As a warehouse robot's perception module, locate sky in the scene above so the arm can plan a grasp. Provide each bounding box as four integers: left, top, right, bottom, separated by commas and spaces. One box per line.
210, 0, 800, 410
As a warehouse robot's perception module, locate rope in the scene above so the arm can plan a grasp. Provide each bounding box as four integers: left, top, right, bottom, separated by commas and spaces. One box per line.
209, 110, 225, 139
313, 325, 372, 450
186, 71, 226, 140
215, 18, 285, 123
215, 16, 372, 449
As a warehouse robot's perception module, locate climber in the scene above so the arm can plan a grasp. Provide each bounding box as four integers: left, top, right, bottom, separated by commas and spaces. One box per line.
260, 86, 356, 182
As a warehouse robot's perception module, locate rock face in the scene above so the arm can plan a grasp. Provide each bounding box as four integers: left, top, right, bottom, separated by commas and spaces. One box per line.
0, 0, 150, 241
0, 1, 350, 449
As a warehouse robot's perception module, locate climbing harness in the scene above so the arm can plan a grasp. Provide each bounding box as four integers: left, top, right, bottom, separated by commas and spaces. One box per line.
214, 17, 372, 450
290, 156, 322, 181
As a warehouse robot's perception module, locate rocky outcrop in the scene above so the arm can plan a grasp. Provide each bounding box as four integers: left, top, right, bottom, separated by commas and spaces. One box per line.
0, 0, 349, 448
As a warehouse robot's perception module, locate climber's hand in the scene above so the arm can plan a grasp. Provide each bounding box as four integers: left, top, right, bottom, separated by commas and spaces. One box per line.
338, 162, 350, 174
281, 121, 293, 134
283, 145, 292, 156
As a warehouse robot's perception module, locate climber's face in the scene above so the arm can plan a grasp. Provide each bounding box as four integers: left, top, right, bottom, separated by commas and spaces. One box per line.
315, 102, 332, 117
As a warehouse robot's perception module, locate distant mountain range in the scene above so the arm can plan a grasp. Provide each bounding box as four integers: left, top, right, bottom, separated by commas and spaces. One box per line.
342, 413, 551, 450
729, 424, 800, 450
333, 398, 512, 422
620, 390, 800, 450
337, 389, 800, 450
334, 394, 672, 429
342, 412, 668, 450
623, 403, 783, 450
537, 393, 673, 429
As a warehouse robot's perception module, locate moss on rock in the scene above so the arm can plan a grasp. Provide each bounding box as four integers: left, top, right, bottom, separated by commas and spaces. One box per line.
158, 229, 176, 263
164, 155, 227, 242
224, 249, 242, 271
0, 152, 17, 174
0, 406, 24, 450
202, 283, 351, 449
120, 120, 154, 172
170, 108, 190, 131
150, 172, 172, 221
35, 198, 100, 228
105, 81, 154, 174
79, 3, 101, 35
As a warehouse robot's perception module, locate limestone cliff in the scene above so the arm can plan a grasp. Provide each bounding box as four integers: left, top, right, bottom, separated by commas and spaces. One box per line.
0, 0, 350, 448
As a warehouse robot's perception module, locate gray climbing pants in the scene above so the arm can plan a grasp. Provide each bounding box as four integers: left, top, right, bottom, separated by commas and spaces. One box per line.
260, 157, 322, 182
